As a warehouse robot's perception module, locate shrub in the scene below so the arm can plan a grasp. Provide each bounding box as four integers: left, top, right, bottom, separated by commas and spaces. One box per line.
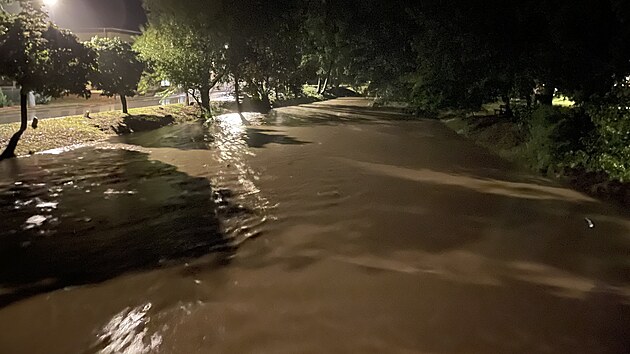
522, 106, 594, 174
511, 104, 534, 126
523, 106, 563, 172
579, 104, 630, 181
35, 94, 51, 105
302, 85, 323, 99
0, 89, 12, 107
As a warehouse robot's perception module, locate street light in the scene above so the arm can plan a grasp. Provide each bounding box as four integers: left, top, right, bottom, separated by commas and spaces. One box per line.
42, 0, 59, 22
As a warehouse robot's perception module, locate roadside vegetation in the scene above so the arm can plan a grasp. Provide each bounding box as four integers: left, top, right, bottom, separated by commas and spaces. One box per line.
86, 37, 145, 114
444, 93, 630, 205
0, 89, 11, 108
0, 0, 94, 159
0, 105, 200, 156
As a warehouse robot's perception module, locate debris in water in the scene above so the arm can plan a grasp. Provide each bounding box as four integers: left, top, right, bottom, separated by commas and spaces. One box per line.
585, 218, 595, 229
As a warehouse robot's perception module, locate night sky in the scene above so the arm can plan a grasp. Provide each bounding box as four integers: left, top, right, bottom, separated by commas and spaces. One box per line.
52, 0, 147, 31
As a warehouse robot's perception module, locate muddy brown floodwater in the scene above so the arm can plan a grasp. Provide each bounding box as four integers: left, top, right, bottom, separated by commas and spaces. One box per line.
0, 98, 629, 353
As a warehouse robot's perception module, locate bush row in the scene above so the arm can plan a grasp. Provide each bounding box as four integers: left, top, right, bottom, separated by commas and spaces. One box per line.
518, 97, 630, 182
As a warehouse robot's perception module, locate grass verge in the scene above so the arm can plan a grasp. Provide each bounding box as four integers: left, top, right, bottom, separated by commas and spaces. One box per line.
0, 104, 201, 156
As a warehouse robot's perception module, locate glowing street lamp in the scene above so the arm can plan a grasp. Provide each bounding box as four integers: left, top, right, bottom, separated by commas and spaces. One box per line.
42, 0, 59, 22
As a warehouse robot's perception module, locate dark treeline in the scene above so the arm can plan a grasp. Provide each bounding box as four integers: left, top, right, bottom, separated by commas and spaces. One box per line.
136, 0, 630, 181
136, 0, 630, 112
2, 0, 629, 180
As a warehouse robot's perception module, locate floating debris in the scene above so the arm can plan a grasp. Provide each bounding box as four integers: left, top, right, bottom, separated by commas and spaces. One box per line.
585, 218, 595, 229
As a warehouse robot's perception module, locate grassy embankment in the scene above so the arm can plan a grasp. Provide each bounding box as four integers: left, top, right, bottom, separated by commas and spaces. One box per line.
0, 87, 328, 156
0, 104, 202, 156
442, 99, 630, 206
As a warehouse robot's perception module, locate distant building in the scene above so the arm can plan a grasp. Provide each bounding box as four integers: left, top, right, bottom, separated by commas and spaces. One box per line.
74, 28, 141, 43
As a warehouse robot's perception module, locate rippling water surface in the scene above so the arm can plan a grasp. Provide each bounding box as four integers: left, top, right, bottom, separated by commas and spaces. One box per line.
1, 100, 630, 353
0, 148, 234, 303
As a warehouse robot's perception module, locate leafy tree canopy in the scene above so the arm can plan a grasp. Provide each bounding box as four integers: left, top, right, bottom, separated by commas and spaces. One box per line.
87, 37, 144, 113
0, 0, 95, 159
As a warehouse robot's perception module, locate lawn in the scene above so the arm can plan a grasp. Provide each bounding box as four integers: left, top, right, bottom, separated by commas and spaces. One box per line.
0, 104, 201, 156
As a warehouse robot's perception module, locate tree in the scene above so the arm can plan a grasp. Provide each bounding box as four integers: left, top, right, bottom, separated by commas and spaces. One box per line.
303, 0, 354, 94
0, 0, 95, 159
135, 0, 228, 114
368, 0, 630, 112
87, 37, 144, 114
138, 0, 307, 113
230, 0, 305, 110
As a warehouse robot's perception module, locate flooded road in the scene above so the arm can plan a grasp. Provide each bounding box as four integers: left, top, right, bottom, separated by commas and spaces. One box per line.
0, 98, 629, 353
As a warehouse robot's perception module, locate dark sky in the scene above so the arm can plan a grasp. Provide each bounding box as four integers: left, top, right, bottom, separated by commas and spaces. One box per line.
52, 0, 147, 31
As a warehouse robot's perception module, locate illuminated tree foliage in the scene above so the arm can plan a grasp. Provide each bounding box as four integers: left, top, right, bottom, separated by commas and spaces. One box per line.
137, 0, 308, 112
134, 1, 228, 113
0, 0, 95, 159
87, 37, 144, 114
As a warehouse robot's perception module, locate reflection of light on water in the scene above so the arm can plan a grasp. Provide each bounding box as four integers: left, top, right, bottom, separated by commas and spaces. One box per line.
217, 113, 247, 136
25, 215, 48, 228
97, 303, 162, 354
40, 143, 97, 155
36, 201, 58, 209
214, 113, 261, 198
104, 188, 138, 196
211, 112, 276, 238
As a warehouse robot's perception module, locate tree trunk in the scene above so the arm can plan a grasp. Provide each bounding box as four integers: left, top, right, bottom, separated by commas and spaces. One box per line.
316, 77, 322, 94
536, 86, 554, 105
234, 75, 242, 113
321, 58, 335, 94
189, 89, 202, 107
200, 85, 211, 114
502, 95, 513, 117
20, 89, 28, 131
261, 94, 271, 113
526, 94, 532, 109
321, 77, 329, 94
0, 90, 28, 160
185, 91, 190, 106
120, 95, 128, 114
262, 78, 272, 112
257, 84, 271, 113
